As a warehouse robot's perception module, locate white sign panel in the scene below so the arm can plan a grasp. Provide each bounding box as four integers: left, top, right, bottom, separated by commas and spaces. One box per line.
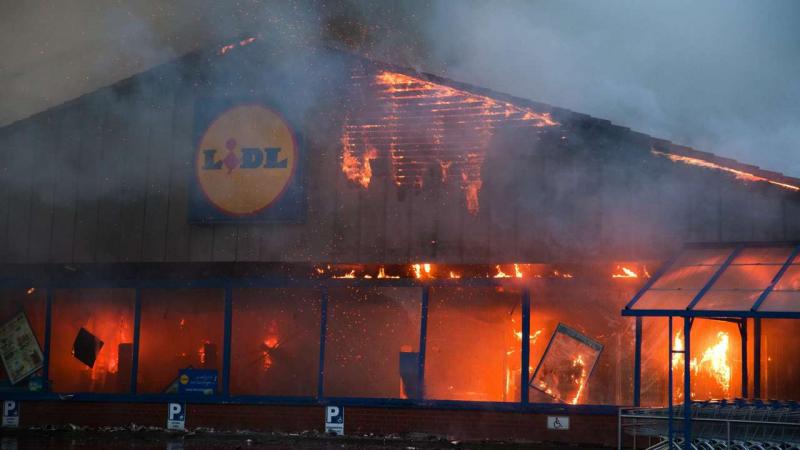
2, 401, 19, 428
547, 415, 570, 430
0, 314, 44, 385
166, 403, 186, 431
324, 406, 344, 435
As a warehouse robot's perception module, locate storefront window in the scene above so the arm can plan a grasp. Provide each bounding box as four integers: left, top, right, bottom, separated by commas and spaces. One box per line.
0, 288, 46, 388
50, 289, 135, 393
230, 288, 320, 397
324, 287, 421, 399
760, 319, 800, 401
137, 289, 224, 394
425, 287, 521, 402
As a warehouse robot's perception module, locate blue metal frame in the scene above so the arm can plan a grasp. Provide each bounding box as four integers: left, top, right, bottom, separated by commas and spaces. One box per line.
751, 244, 800, 312
317, 286, 328, 399
633, 316, 642, 407
521, 288, 531, 405
685, 245, 742, 311
624, 242, 800, 449
417, 286, 429, 400
221, 286, 233, 397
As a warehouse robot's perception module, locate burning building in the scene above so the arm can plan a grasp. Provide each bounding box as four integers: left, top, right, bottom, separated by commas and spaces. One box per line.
0, 38, 799, 446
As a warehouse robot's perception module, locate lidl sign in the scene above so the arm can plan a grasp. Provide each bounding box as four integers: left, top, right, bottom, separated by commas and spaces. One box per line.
190, 101, 304, 222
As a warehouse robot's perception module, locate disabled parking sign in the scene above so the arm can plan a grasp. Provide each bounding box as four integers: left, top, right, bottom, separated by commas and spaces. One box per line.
324, 406, 344, 435
547, 415, 570, 430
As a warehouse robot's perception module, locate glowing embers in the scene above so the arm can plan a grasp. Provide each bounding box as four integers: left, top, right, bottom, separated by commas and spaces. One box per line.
671, 329, 732, 400
530, 323, 603, 405
341, 70, 559, 215
218, 36, 257, 55
611, 265, 650, 279
652, 149, 800, 192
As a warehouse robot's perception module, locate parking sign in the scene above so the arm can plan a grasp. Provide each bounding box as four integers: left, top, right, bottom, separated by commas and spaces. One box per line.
324, 406, 344, 435
2, 401, 19, 428
166, 403, 186, 431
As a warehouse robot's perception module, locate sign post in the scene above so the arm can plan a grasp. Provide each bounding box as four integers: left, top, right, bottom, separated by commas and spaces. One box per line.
324, 406, 344, 435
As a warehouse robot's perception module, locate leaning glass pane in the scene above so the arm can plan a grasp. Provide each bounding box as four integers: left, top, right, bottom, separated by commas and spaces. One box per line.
709, 265, 781, 290
230, 288, 320, 397
530, 324, 603, 405
50, 289, 135, 393
0, 289, 46, 389
632, 290, 698, 310
758, 291, 800, 312
531, 281, 635, 405
425, 287, 521, 402
692, 290, 761, 312
774, 265, 800, 291
651, 265, 718, 290
324, 287, 421, 399
137, 289, 224, 395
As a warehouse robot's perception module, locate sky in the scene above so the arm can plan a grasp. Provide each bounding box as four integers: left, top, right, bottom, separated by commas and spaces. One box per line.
1, 0, 798, 177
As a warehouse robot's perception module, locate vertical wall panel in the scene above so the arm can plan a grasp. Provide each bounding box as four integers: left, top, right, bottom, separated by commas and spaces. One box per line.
140, 78, 177, 262
27, 111, 62, 262
116, 92, 153, 261
72, 92, 108, 262
4, 122, 36, 263
164, 89, 193, 262
0, 125, 19, 261
50, 103, 87, 262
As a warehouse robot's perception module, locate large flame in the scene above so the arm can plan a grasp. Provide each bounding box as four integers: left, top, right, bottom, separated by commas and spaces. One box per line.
612, 266, 638, 278
672, 330, 731, 400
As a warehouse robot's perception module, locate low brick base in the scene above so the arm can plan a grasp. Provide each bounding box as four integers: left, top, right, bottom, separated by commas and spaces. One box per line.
16, 402, 618, 446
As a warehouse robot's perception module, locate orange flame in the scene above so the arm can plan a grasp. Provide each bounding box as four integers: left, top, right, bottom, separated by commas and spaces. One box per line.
493, 265, 511, 278
341, 136, 378, 188
569, 355, 588, 405
612, 266, 638, 278
672, 330, 731, 400
653, 149, 800, 192
333, 270, 356, 279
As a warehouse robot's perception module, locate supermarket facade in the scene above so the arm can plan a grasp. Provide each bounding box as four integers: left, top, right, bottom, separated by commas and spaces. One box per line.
0, 39, 799, 445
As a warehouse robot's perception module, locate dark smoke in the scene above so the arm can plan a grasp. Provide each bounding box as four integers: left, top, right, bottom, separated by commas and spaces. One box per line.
1, 0, 799, 176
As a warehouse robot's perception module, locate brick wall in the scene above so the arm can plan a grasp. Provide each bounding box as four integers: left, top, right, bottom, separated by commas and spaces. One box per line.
15, 401, 618, 446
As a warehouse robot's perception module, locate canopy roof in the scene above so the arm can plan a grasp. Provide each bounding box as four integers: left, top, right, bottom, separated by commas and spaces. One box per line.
623, 242, 800, 318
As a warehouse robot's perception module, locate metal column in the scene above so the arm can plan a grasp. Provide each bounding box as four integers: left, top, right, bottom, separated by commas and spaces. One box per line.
683, 317, 692, 449
754, 318, 762, 398
634, 316, 642, 407
221, 286, 233, 397
317, 286, 329, 400
521, 288, 531, 405
417, 286, 429, 400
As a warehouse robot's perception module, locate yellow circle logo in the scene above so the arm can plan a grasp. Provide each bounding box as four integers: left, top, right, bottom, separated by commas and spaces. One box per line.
196, 105, 297, 216
180, 374, 190, 385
